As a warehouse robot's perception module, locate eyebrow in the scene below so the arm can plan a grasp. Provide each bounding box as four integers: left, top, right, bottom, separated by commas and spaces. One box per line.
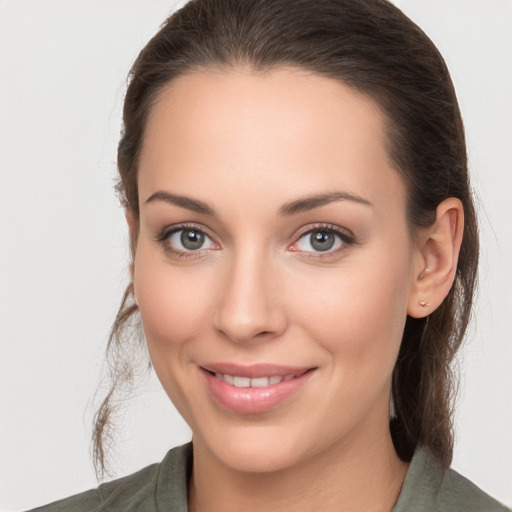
144, 190, 372, 217
278, 192, 373, 216
145, 191, 216, 215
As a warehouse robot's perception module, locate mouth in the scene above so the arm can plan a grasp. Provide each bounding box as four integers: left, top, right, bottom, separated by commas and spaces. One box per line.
203, 369, 309, 388
199, 363, 317, 414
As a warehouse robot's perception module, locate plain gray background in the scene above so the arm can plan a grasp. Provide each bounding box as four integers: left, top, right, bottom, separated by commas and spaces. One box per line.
1, 1, 511, 510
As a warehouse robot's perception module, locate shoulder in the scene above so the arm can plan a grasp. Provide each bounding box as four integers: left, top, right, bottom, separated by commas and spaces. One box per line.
26, 488, 102, 512
26, 443, 192, 512
437, 466, 510, 512
393, 447, 510, 512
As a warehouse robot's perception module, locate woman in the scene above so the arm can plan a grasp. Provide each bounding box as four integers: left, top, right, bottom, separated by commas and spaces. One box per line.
27, 0, 509, 510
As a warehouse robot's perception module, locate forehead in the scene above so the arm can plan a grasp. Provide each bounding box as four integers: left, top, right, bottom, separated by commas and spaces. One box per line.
138, 67, 405, 213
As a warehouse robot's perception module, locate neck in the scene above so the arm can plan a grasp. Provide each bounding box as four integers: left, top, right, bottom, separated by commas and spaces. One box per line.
188, 427, 409, 512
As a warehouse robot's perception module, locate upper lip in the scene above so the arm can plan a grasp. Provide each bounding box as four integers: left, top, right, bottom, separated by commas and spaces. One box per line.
200, 363, 314, 378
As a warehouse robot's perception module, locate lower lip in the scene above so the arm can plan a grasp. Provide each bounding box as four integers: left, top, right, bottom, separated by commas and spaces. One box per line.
201, 368, 315, 414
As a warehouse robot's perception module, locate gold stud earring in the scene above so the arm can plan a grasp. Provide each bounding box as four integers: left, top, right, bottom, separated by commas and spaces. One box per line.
419, 299, 430, 308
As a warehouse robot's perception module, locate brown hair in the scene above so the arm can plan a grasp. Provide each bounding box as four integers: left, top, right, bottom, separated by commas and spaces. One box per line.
93, 0, 478, 477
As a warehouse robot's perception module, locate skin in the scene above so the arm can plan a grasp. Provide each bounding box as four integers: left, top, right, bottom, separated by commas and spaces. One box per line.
129, 67, 463, 512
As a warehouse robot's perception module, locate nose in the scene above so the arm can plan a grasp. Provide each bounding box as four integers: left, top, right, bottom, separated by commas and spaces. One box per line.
212, 248, 287, 344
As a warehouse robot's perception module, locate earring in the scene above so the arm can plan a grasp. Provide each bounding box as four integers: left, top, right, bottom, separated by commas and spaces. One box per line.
419, 299, 430, 308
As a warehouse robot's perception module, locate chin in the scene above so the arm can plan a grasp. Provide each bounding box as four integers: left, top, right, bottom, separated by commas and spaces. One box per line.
195, 420, 331, 475
218, 443, 302, 474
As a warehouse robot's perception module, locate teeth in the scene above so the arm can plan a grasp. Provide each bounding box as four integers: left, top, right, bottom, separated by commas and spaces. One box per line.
233, 376, 251, 388
223, 374, 234, 385
250, 377, 270, 387
213, 373, 296, 387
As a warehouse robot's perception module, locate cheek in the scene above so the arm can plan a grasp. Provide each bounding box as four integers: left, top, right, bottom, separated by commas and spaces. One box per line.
291, 251, 412, 373
133, 249, 213, 358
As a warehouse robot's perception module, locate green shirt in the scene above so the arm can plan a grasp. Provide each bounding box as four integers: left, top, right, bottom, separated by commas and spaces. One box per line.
29, 443, 509, 511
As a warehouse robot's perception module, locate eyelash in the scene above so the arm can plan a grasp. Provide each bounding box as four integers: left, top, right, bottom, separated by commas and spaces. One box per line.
154, 223, 218, 260
290, 223, 357, 260
154, 223, 356, 260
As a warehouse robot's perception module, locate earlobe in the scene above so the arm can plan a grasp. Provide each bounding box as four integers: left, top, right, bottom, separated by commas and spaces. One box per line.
408, 198, 464, 318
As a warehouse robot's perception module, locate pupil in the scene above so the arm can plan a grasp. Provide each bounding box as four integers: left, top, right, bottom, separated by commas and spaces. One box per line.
181, 230, 204, 250
310, 231, 334, 251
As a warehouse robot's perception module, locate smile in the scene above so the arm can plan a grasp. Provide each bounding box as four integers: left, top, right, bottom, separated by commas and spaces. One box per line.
200, 364, 316, 414
210, 372, 300, 388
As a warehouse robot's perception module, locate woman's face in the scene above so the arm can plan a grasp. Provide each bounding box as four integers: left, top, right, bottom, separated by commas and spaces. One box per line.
133, 68, 421, 473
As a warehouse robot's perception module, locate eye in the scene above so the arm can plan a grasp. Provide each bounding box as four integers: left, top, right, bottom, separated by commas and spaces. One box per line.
156, 225, 219, 256
170, 229, 211, 251
290, 225, 354, 255
296, 230, 342, 252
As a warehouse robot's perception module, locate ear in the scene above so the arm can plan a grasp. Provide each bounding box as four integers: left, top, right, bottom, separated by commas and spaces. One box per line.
124, 208, 139, 282
407, 198, 464, 318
